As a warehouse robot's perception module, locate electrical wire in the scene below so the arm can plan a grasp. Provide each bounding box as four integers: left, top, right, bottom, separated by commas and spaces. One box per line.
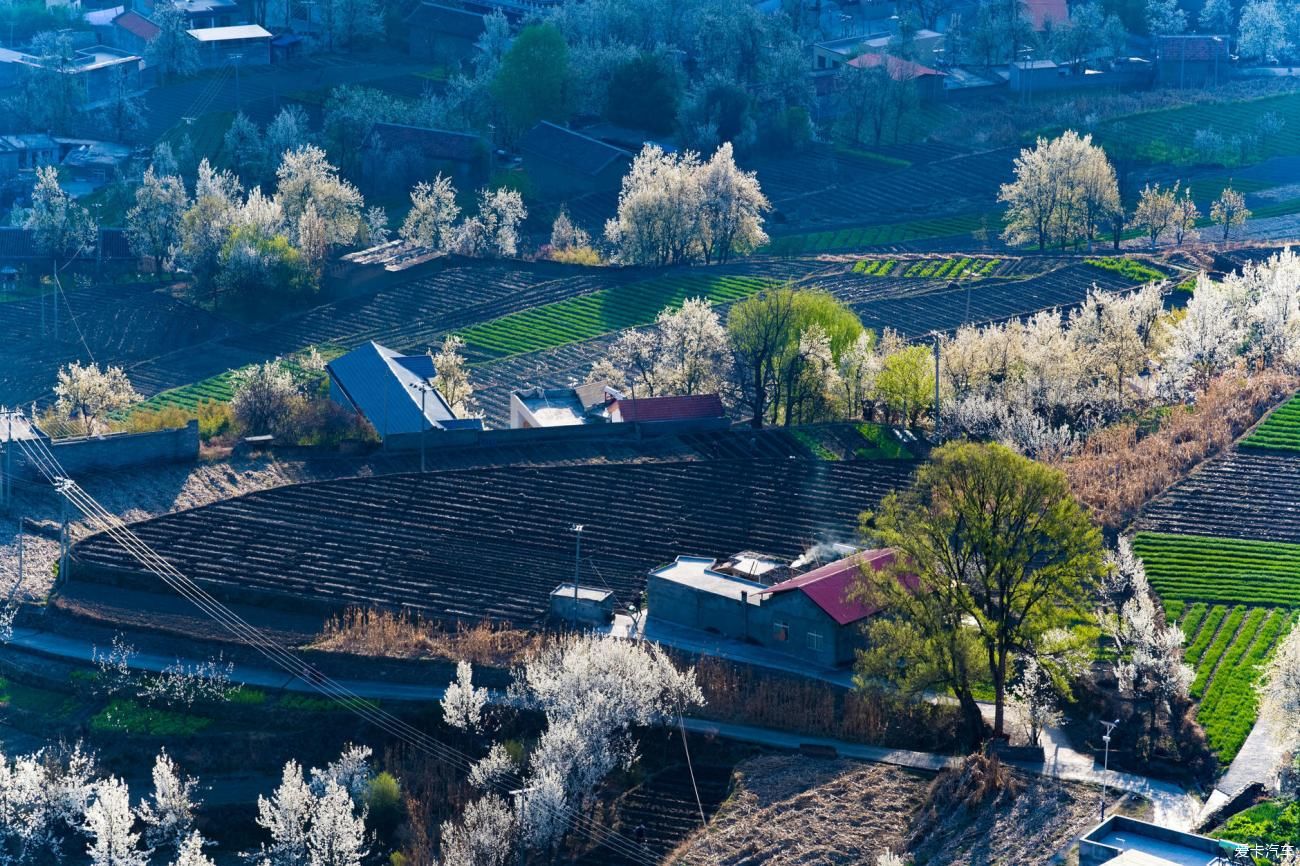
12, 430, 664, 865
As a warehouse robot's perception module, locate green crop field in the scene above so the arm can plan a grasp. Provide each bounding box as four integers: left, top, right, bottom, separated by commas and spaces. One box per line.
1093, 92, 1300, 167
1136, 532, 1300, 762
763, 213, 998, 256
1242, 393, 1300, 453
458, 273, 776, 359
852, 256, 1000, 278
127, 346, 343, 417
1133, 532, 1300, 607
1084, 257, 1165, 283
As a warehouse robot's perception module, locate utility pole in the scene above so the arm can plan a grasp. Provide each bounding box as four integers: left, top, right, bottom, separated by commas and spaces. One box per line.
570, 523, 584, 631
1100, 718, 1119, 820
58, 493, 68, 585
409, 382, 432, 473
16, 519, 23, 588
1, 409, 10, 510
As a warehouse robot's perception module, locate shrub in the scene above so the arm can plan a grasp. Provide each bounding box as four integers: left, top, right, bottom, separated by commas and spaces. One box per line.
197, 399, 233, 440
367, 772, 404, 836
118, 405, 192, 434
548, 245, 603, 265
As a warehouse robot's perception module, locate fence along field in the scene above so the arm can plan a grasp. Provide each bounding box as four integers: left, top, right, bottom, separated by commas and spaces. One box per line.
457, 272, 776, 360
1134, 531, 1300, 762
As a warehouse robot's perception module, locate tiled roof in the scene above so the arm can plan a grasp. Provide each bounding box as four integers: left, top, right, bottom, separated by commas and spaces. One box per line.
519, 121, 633, 176
369, 122, 484, 164
847, 52, 943, 79
113, 10, 161, 41
614, 394, 725, 423
404, 2, 487, 39
1156, 35, 1230, 62
758, 549, 910, 625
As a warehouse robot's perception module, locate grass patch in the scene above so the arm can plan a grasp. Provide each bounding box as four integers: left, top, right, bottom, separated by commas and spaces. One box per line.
458, 273, 775, 360
227, 686, 267, 705
89, 698, 213, 736
1084, 257, 1165, 283
279, 693, 380, 713
1242, 393, 1300, 453
1214, 799, 1300, 849
791, 430, 839, 461
764, 213, 1000, 256
833, 145, 913, 169
854, 423, 913, 459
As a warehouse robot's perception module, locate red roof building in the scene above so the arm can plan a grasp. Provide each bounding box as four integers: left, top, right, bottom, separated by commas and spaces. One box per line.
757, 548, 910, 625
846, 52, 943, 81
611, 394, 726, 425
113, 10, 161, 42
1023, 0, 1068, 31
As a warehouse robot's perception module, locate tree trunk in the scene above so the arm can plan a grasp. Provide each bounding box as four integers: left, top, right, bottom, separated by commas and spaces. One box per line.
956, 689, 987, 749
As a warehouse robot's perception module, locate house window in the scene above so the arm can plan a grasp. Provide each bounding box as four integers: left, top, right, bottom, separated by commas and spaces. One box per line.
773, 621, 789, 642
806, 631, 824, 652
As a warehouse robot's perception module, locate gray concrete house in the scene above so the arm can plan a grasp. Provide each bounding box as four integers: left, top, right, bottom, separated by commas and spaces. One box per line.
646, 549, 902, 668
518, 122, 633, 199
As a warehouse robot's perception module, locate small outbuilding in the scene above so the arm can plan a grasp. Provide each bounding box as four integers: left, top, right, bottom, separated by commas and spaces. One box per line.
188, 24, 272, 68
549, 584, 616, 626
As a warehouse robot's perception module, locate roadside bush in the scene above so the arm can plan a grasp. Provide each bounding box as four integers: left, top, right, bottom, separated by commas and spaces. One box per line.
313, 607, 547, 667
286, 398, 376, 447
367, 771, 404, 838
548, 245, 603, 265
197, 399, 233, 440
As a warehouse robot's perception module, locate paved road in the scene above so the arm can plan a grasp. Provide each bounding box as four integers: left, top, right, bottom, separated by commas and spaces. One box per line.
1, 625, 1202, 827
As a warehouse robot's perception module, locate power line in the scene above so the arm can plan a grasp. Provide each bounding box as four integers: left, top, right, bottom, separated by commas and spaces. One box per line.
12, 430, 662, 866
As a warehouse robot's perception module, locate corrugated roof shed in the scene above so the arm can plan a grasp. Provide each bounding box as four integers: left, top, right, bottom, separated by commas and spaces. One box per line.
326, 341, 458, 438
519, 121, 633, 177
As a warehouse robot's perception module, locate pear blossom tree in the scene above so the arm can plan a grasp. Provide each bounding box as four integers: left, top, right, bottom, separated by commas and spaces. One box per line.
85, 778, 150, 866
137, 751, 199, 853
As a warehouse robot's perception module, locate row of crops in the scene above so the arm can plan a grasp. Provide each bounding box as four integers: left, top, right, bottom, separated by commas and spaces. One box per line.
762, 213, 997, 256
1092, 91, 1300, 166
851, 257, 1001, 279
458, 273, 775, 360
1135, 531, 1300, 762
1241, 394, 1300, 453
1134, 532, 1300, 607
1162, 599, 1291, 762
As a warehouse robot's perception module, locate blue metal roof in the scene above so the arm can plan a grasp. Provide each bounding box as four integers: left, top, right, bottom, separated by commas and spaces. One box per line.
327, 341, 456, 438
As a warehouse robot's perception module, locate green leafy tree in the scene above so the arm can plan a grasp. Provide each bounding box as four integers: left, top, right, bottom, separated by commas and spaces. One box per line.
606, 53, 680, 135
855, 442, 1104, 743
492, 24, 571, 141
874, 344, 934, 426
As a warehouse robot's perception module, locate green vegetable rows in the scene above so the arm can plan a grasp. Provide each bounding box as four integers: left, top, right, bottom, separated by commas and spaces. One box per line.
1135, 532, 1300, 763
1134, 532, 1300, 607
1083, 257, 1165, 283
459, 273, 775, 359
1242, 393, 1300, 453
851, 256, 999, 278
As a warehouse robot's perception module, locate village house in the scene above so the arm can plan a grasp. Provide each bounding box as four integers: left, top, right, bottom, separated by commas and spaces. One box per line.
510, 385, 727, 431
847, 52, 946, 101
1154, 35, 1230, 88
188, 24, 272, 68
0, 45, 144, 107
405, 2, 487, 66
362, 122, 489, 190
326, 341, 480, 441
646, 549, 906, 667
517, 121, 634, 199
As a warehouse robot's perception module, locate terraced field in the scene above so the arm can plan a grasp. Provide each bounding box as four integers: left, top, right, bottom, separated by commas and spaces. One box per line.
1136, 451, 1300, 544
1093, 91, 1300, 167
852, 260, 1146, 337
70, 459, 917, 626
1134, 532, 1300, 762
1241, 394, 1300, 453
457, 272, 777, 360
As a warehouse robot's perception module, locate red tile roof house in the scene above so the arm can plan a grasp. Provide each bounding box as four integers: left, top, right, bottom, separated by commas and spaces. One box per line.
647, 549, 910, 667
846, 52, 947, 101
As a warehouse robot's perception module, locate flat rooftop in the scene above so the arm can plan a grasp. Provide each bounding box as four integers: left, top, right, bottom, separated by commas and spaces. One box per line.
188, 24, 272, 41
650, 556, 764, 602
1081, 816, 1242, 866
